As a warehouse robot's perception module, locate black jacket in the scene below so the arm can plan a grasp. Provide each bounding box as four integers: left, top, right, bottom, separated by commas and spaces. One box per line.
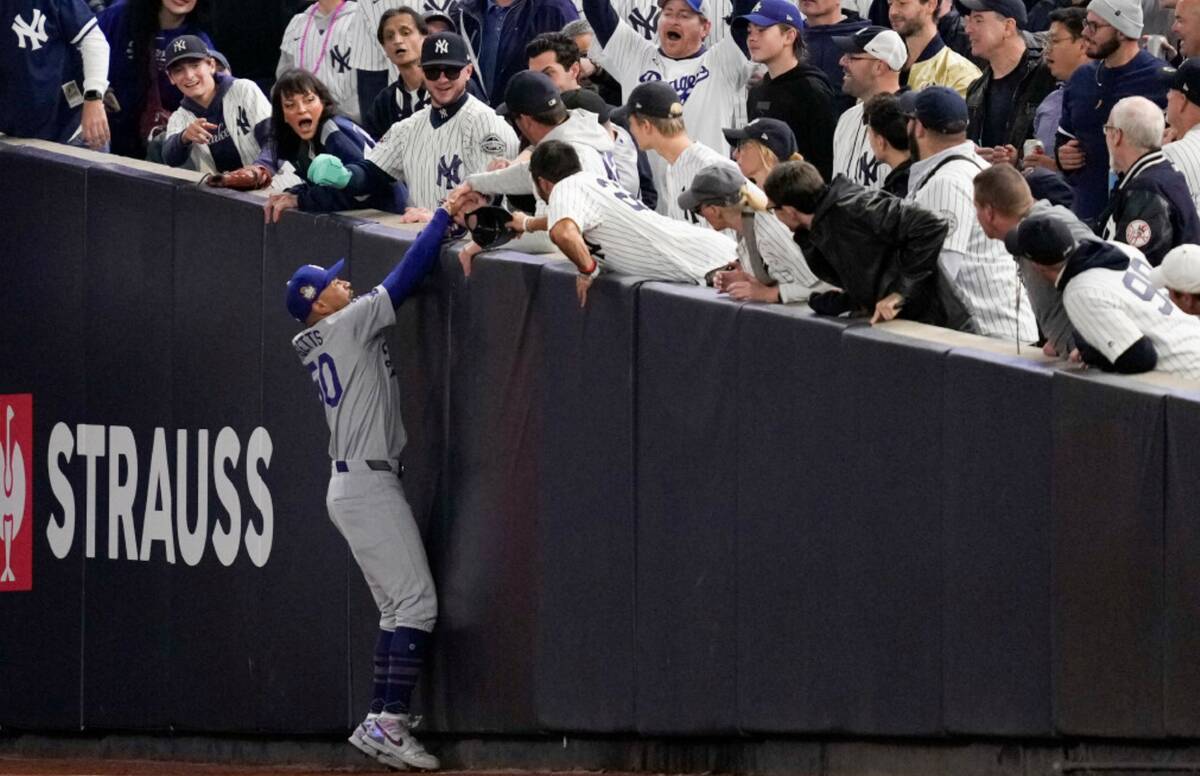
882, 159, 913, 198
1097, 150, 1200, 267
747, 64, 837, 181
796, 175, 966, 327
965, 41, 1057, 155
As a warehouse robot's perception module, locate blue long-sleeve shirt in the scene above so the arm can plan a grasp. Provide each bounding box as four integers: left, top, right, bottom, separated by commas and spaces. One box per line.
382, 207, 451, 307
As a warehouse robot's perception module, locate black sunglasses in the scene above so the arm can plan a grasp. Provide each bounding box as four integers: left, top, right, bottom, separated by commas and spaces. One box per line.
422, 64, 463, 81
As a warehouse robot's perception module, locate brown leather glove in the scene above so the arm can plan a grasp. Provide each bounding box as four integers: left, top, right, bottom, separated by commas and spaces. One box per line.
206, 165, 272, 191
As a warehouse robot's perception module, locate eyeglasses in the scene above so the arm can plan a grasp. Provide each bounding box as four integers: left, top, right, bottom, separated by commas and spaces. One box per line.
422, 64, 463, 81
1102, 123, 1121, 133
1046, 35, 1077, 45
1083, 19, 1112, 32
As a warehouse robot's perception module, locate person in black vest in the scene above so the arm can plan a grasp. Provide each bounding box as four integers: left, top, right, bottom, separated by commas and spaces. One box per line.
1098, 95, 1200, 266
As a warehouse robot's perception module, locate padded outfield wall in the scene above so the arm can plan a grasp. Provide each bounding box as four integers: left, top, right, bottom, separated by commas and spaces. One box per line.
1, 140, 1200, 744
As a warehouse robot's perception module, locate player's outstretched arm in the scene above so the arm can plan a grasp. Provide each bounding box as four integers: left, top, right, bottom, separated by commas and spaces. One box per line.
380, 195, 465, 307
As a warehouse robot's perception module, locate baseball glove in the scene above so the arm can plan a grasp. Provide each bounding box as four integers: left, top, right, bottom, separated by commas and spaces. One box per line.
465, 205, 518, 250
206, 165, 272, 191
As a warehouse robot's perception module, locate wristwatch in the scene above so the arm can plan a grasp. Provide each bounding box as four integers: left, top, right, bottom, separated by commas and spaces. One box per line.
83, 89, 102, 102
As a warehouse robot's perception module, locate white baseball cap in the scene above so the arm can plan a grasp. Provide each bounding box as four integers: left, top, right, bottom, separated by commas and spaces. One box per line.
1150, 244, 1200, 293
832, 26, 907, 72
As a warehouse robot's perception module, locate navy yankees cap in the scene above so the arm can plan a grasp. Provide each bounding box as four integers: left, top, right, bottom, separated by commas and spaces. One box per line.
738, 0, 804, 28
466, 206, 518, 249
562, 88, 613, 124
898, 86, 969, 133
497, 70, 562, 117
165, 35, 211, 69
422, 32, 470, 67
678, 164, 747, 213
610, 81, 684, 123
1172, 57, 1200, 106
959, 0, 1027, 28
723, 117, 797, 161
1004, 214, 1076, 265
286, 258, 345, 322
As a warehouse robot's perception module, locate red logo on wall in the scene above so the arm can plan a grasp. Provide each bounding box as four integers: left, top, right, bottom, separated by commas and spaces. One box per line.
0, 394, 32, 592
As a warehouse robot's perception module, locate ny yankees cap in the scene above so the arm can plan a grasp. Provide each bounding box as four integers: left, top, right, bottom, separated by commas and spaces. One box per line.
497, 70, 561, 117
285, 258, 345, 322
1004, 214, 1076, 265
422, 32, 470, 67
738, 0, 804, 29
610, 81, 684, 123
898, 86, 968, 133
1172, 58, 1200, 106
833, 26, 907, 71
678, 164, 747, 212
165, 35, 212, 69
958, 0, 1027, 29
562, 88, 613, 124
1150, 244, 1200, 292
722, 117, 797, 161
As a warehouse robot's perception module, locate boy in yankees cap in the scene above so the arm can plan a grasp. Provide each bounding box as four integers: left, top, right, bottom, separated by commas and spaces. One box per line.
285, 186, 471, 772
1006, 214, 1200, 378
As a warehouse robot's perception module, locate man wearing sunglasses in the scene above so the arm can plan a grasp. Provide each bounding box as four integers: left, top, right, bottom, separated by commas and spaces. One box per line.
281, 32, 519, 223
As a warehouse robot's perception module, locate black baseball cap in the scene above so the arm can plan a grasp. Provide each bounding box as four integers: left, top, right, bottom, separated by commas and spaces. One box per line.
423, 9, 457, 32
610, 81, 684, 123
959, 0, 1027, 28
497, 70, 562, 117
898, 86, 969, 133
723, 118, 797, 161
422, 32, 470, 67
1004, 213, 1076, 265
1173, 57, 1200, 107
466, 206, 517, 249
165, 35, 211, 69
562, 88, 613, 124
677, 164, 746, 212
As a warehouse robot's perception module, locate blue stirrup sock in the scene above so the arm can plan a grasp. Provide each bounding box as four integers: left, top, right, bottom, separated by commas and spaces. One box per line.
383, 626, 430, 715
370, 628, 391, 715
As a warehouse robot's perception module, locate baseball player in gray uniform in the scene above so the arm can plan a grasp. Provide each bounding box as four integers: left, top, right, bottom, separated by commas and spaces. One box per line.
285, 187, 470, 772
275, 32, 518, 222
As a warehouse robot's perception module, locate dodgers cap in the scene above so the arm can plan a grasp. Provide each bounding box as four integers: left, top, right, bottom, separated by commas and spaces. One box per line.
1150, 244, 1200, 292
833, 26, 907, 71
959, 0, 1027, 29
610, 80, 684, 122
422, 32, 471, 67
678, 163, 747, 212
738, 0, 804, 28
1003, 214, 1076, 265
898, 86, 969, 133
498, 70, 562, 117
165, 35, 212, 69
286, 258, 345, 322
722, 117, 798, 161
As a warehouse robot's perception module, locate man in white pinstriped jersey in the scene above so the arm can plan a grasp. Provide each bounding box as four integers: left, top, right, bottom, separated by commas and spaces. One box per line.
902, 86, 1038, 342
1165, 58, 1200, 214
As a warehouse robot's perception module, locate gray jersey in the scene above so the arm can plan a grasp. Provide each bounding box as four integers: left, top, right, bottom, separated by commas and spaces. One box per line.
279, 1, 373, 123
1064, 243, 1200, 379
833, 101, 890, 189
368, 95, 519, 209
547, 170, 738, 282
292, 285, 405, 461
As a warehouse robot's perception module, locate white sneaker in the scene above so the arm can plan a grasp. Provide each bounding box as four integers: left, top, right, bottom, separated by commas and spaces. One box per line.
349, 716, 410, 771
364, 715, 440, 771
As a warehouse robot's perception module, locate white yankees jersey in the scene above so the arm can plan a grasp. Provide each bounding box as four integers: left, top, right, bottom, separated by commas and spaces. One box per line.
833, 101, 890, 190
548, 171, 738, 281
662, 141, 740, 222
349, 0, 415, 79
368, 94, 520, 209
740, 210, 830, 302
1063, 243, 1200, 379
165, 78, 272, 174
592, 24, 751, 155
292, 285, 406, 460
908, 143, 1037, 342
610, 0, 730, 44
280, 1, 373, 123
1163, 123, 1200, 215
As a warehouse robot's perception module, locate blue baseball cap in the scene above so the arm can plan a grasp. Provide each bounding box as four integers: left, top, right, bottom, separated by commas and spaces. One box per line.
497, 70, 562, 117
286, 258, 345, 322
723, 117, 798, 161
738, 0, 804, 27
898, 86, 969, 133
1004, 214, 1075, 265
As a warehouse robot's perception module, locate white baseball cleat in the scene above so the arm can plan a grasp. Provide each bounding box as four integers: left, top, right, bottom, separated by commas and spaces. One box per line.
364, 714, 440, 771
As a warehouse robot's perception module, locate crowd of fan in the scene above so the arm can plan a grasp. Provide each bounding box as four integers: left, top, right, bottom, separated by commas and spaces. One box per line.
10, 0, 1200, 378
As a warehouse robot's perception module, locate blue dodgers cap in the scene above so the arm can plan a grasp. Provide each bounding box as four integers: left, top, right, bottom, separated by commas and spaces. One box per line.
285, 258, 345, 322
739, 0, 804, 28
1003, 214, 1076, 265
898, 86, 969, 133
959, 0, 1027, 29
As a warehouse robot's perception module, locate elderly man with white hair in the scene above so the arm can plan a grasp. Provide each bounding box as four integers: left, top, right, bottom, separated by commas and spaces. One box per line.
1098, 95, 1200, 267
